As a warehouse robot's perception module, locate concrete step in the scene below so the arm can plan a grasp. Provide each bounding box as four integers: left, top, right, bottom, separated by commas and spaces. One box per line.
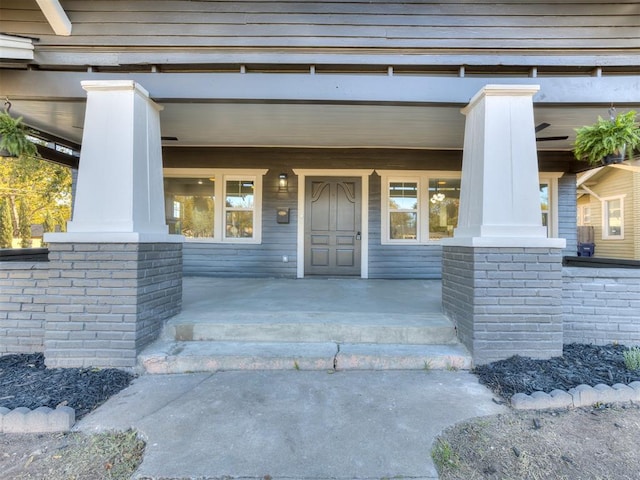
165, 312, 458, 345
139, 340, 472, 374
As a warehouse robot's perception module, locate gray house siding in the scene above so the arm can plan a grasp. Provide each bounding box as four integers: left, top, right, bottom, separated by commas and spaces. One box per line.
2, 1, 639, 67
558, 174, 578, 258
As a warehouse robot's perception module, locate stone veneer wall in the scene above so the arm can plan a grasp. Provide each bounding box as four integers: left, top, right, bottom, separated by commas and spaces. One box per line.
442, 246, 564, 365
0, 262, 49, 354
44, 243, 182, 368
563, 267, 640, 346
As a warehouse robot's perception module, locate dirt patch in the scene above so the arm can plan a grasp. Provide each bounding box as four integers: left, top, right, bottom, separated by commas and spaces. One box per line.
434, 403, 640, 480
0, 429, 144, 480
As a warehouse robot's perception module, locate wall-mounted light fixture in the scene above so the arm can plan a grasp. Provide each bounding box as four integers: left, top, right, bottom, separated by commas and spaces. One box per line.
278, 173, 288, 192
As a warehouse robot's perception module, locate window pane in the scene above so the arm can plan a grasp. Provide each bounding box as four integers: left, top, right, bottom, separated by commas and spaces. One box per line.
226, 211, 254, 238
429, 178, 460, 239
226, 180, 254, 208
389, 182, 418, 210
390, 212, 417, 239
164, 178, 215, 238
607, 199, 621, 236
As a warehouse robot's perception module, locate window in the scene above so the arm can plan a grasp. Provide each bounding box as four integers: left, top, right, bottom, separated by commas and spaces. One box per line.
163, 169, 266, 243
380, 171, 560, 244
577, 206, 591, 226
602, 195, 624, 239
379, 171, 460, 244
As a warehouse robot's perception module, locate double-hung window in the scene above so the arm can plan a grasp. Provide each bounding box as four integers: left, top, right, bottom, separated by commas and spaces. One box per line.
602, 195, 625, 239
163, 168, 266, 243
379, 171, 461, 244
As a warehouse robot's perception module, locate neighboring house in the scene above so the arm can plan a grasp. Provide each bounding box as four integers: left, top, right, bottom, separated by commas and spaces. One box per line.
577, 165, 640, 260
1, 1, 639, 279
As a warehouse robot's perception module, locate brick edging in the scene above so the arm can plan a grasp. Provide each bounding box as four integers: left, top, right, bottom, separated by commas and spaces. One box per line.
0, 406, 75, 433
511, 381, 640, 410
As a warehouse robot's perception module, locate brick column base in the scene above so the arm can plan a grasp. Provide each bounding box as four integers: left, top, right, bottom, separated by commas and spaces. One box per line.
442, 246, 563, 365
44, 243, 182, 369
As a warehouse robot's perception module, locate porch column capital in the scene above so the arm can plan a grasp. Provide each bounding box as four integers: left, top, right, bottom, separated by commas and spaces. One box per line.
444, 84, 565, 248
46, 80, 181, 244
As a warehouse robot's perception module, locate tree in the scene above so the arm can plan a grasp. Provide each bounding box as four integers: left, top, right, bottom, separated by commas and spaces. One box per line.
0, 198, 13, 248
18, 200, 32, 248
0, 156, 72, 248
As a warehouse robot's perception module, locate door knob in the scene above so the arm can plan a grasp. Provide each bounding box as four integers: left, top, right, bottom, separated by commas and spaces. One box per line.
356, 231, 361, 240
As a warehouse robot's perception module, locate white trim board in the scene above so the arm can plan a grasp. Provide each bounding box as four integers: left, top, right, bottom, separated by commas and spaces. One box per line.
293, 169, 374, 279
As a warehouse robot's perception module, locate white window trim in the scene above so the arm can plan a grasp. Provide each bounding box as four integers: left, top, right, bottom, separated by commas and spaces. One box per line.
378, 170, 562, 244
163, 168, 267, 244
378, 170, 461, 245
602, 194, 625, 240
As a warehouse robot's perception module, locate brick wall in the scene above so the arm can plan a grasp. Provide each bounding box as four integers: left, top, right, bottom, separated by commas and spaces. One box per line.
443, 246, 564, 364
44, 243, 182, 369
0, 263, 49, 354
563, 267, 640, 346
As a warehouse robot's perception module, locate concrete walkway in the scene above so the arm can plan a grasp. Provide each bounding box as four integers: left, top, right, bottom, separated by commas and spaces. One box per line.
77, 370, 505, 480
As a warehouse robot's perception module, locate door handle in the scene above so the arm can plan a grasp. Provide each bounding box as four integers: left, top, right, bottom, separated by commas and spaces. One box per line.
355, 231, 361, 240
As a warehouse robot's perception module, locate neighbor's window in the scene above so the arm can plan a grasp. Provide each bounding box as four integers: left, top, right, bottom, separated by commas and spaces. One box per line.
163, 169, 266, 243
577, 206, 591, 226
379, 171, 460, 244
602, 196, 624, 239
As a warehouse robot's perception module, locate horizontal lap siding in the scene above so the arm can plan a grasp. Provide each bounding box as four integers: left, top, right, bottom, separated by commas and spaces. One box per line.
588, 169, 637, 260
2, 1, 639, 53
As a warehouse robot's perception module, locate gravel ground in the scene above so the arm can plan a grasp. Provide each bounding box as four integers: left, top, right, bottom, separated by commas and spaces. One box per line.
474, 343, 640, 401
0, 353, 134, 419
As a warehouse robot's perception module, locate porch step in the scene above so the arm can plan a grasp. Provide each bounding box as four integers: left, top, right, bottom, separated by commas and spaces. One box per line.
139, 340, 472, 374
164, 312, 458, 345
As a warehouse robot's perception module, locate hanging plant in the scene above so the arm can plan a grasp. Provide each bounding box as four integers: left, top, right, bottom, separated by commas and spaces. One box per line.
0, 101, 38, 159
573, 109, 640, 165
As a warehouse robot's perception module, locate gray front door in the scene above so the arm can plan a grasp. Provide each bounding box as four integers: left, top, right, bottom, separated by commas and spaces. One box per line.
304, 177, 362, 276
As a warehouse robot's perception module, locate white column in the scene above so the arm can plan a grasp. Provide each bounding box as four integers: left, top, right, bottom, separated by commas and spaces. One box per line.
444, 84, 565, 248
46, 80, 180, 243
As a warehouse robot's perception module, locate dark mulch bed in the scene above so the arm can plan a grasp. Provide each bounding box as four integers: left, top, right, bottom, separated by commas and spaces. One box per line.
474, 343, 640, 401
0, 353, 134, 419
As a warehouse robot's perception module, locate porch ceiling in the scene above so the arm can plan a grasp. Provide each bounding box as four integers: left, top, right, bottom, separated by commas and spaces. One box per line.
8, 99, 617, 152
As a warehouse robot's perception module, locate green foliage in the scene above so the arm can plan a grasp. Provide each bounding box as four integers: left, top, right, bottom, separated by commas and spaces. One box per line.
18, 200, 32, 248
573, 110, 640, 165
623, 346, 640, 371
431, 439, 460, 472
0, 156, 72, 248
0, 198, 13, 248
0, 111, 38, 159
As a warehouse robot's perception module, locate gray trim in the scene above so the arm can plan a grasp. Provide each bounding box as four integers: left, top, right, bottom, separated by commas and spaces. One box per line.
2, 71, 640, 105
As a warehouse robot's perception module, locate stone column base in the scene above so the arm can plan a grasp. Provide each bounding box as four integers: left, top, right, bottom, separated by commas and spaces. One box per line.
44, 243, 182, 369
442, 246, 563, 365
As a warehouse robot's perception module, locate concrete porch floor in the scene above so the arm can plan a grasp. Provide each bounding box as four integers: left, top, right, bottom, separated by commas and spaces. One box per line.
139, 276, 470, 373
179, 276, 444, 318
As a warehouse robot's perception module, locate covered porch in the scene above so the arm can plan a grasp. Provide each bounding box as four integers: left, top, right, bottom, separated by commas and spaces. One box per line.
139, 275, 471, 373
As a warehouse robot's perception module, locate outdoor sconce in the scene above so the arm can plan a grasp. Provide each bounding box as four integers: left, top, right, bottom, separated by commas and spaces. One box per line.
278, 173, 288, 192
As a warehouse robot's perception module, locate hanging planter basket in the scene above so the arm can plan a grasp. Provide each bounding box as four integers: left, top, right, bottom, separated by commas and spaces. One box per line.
0, 101, 38, 159
573, 109, 640, 166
